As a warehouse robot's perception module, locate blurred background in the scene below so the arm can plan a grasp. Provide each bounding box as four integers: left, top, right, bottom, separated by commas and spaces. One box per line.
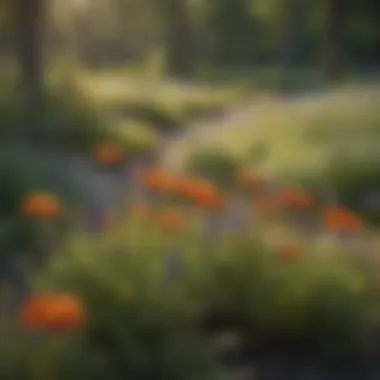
0, 1, 380, 380
3, 0, 380, 89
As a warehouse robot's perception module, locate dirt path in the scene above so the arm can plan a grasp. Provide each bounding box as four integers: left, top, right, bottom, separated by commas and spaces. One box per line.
158, 91, 339, 170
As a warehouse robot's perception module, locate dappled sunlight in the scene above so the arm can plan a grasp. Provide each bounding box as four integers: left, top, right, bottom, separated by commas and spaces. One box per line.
1, 0, 380, 377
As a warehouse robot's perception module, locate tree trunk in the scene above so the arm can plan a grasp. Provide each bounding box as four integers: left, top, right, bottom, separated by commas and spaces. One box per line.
279, 0, 301, 68
162, 0, 194, 78
323, 0, 348, 83
14, 0, 45, 93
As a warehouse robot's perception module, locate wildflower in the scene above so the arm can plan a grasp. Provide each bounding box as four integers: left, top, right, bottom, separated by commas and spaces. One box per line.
253, 193, 284, 215
189, 182, 228, 213
18, 294, 87, 333
276, 243, 300, 263
175, 175, 205, 199
86, 206, 110, 233
132, 201, 151, 219
0, 258, 30, 310
93, 143, 125, 166
225, 197, 249, 231
280, 188, 314, 211
141, 169, 179, 193
21, 192, 61, 219
159, 208, 186, 232
324, 206, 362, 235
203, 213, 223, 240
363, 191, 380, 213
163, 249, 184, 285
237, 171, 262, 190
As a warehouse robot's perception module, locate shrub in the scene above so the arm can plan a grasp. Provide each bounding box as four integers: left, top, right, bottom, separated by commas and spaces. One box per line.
185, 147, 242, 190
0, 228, 222, 380
323, 151, 380, 221
0, 146, 83, 268
0, 74, 117, 151
265, 251, 371, 356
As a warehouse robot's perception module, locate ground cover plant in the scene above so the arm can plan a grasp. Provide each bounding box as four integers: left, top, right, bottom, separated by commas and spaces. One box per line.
2, 147, 380, 379
179, 86, 380, 223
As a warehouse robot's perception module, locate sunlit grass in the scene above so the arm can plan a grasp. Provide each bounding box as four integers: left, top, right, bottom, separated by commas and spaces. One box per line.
175, 85, 380, 182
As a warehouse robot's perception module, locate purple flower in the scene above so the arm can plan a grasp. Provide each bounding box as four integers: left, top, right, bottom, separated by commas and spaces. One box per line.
203, 214, 223, 240
363, 191, 380, 213
224, 198, 249, 231
0, 259, 30, 311
86, 207, 109, 234
163, 249, 184, 286
337, 233, 362, 253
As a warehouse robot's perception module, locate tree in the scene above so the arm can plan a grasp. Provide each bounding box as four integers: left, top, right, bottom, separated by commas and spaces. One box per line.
323, 0, 348, 82
14, 0, 45, 93
205, 0, 256, 67
278, 0, 305, 68
161, 0, 195, 78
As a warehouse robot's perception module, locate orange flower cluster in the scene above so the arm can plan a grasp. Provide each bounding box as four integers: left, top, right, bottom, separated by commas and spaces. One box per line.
158, 208, 186, 232
254, 193, 284, 215
142, 169, 179, 193
21, 192, 61, 219
324, 206, 362, 234
132, 202, 151, 219
277, 243, 300, 262
184, 180, 227, 212
18, 294, 87, 333
280, 188, 314, 211
237, 171, 263, 190
141, 169, 228, 212
93, 143, 125, 165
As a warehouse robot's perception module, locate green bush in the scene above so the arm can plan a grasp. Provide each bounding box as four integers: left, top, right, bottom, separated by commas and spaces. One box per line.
0, 72, 143, 152
324, 151, 380, 213
303, 93, 380, 221
0, 146, 85, 266
101, 94, 232, 136
2, 213, 376, 380
265, 252, 371, 355
1, 227, 223, 380
198, 233, 372, 356
185, 147, 242, 190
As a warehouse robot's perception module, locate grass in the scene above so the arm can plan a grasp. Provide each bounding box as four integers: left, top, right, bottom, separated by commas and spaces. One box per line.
2, 59, 380, 378
76, 66, 244, 133
1, 191, 379, 380
179, 84, 380, 218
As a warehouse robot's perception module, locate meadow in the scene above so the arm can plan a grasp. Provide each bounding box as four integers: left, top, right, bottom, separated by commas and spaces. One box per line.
1, 65, 380, 379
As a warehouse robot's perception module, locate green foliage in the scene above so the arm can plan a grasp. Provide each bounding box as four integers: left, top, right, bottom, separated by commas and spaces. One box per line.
0, 84, 108, 150
185, 147, 242, 189
266, 253, 370, 355
1, 228, 222, 380
103, 96, 229, 135
0, 146, 82, 255
303, 90, 380, 220
1, 199, 379, 379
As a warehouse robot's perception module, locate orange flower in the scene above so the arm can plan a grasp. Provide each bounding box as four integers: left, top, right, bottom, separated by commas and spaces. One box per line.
141, 169, 179, 193
237, 171, 262, 189
159, 208, 185, 232
18, 294, 87, 333
254, 194, 284, 215
276, 244, 300, 262
132, 202, 151, 218
175, 176, 205, 199
21, 192, 61, 219
280, 188, 313, 210
324, 206, 361, 234
191, 184, 228, 212
175, 177, 227, 212
93, 143, 125, 165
